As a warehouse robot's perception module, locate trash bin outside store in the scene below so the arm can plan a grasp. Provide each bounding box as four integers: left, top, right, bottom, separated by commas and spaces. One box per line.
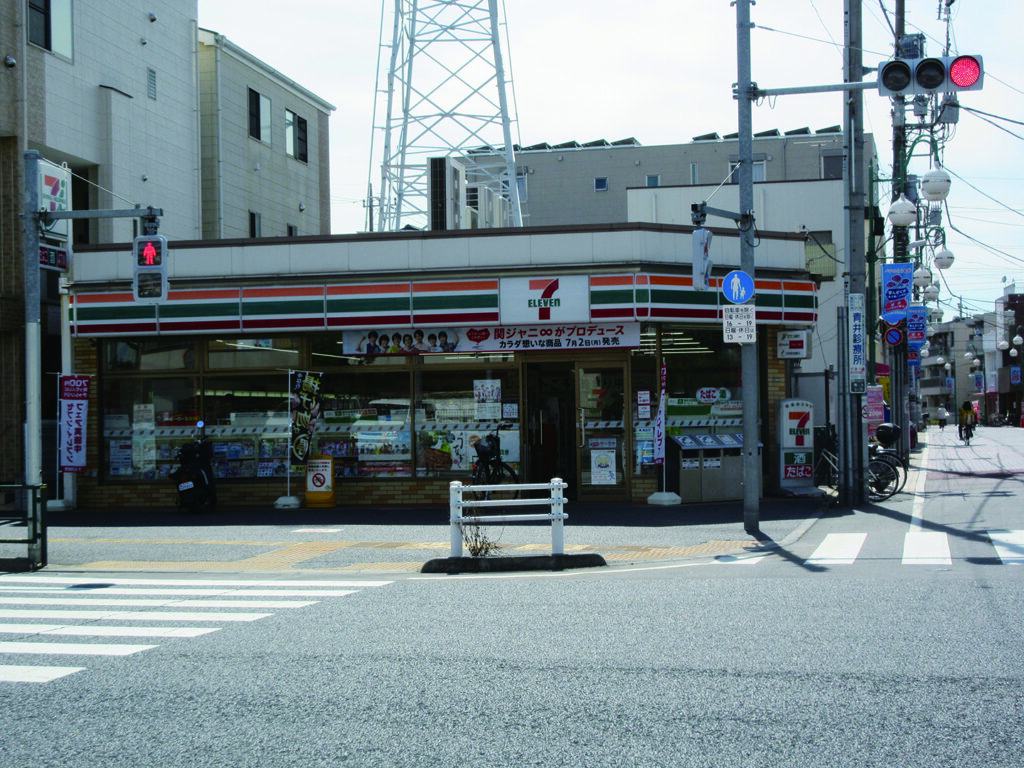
673, 434, 759, 503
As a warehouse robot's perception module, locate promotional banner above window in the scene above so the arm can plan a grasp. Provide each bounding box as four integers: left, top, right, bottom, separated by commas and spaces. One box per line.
341, 323, 642, 354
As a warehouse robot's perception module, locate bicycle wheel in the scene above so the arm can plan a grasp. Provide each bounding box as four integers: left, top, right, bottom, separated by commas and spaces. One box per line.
873, 452, 908, 493
486, 463, 521, 502
865, 458, 899, 501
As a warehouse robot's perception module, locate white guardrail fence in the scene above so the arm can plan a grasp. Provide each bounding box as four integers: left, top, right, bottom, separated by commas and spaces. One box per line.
449, 478, 569, 558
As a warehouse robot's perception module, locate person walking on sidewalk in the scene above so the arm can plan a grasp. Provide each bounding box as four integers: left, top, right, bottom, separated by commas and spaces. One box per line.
937, 406, 948, 430
958, 400, 977, 441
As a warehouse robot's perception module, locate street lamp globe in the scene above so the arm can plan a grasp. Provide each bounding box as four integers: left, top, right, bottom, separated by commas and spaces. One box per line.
914, 266, 933, 288
998, 340, 1010, 351
933, 248, 955, 269
1014, 333, 1024, 347
944, 362, 952, 372
1011, 348, 1019, 358
923, 284, 940, 301
920, 168, 952, 201
936, 356, 946, 365
887, 195, 918, 227
973, 357, 981, 367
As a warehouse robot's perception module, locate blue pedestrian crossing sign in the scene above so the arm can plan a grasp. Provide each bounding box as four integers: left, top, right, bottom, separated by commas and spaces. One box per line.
722, 270, 755, 304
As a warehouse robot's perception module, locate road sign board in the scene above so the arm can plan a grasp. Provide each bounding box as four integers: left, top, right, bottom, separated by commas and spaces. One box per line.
723, 303, 756, 344
722, 270, 755, 304
885, 326, 903, 346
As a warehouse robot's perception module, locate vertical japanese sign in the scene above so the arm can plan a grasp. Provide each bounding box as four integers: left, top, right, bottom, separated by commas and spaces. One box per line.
39, 158, 71, 241
289, 371, 323, 469
849, 293, 866, 394
653, 362, 667, 465
59, 375, 91, 472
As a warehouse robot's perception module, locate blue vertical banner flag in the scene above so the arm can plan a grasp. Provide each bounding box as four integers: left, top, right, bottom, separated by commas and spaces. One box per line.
881, 263, 914, 325
906, 304, 927, 349
1011, 366, 1021, 387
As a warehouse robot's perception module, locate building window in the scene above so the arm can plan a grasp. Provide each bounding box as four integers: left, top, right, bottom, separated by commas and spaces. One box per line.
822, 154, 844, 180
147, 69, 157, 100
249, 211, 261, 237
28, 0, 72, 58
248, 88, 271, 143
287, 224, 298, 237
645, 175, 660, 187
728, 160, 766, 183
285, 110, 308, 162
594, 177, 609, 192
690, 163, 699, 185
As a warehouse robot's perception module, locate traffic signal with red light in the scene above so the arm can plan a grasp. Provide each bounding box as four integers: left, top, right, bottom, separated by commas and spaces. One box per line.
877, 55, 983, 96
132, 234, 168, 303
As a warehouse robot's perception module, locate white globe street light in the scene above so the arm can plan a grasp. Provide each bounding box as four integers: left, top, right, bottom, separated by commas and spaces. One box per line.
933, 248, 955, 269
887, 195, 918, 227
920, 168, 952, 201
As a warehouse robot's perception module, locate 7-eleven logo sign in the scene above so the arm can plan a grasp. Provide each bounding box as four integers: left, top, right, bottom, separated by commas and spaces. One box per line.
783, 407, 812, 448
528, 278, 560, 321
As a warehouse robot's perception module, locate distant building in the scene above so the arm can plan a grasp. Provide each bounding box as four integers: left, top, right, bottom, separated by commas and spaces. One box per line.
0, 0, 333, 484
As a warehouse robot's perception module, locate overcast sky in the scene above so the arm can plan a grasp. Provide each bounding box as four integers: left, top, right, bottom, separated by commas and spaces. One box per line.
197, 1, 1022, 318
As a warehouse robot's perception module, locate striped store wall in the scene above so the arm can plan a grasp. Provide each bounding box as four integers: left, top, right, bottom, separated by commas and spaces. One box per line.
70, 273, 816, 336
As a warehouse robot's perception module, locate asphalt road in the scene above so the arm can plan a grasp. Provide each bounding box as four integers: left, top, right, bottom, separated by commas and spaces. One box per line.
0, 424, 1022, 766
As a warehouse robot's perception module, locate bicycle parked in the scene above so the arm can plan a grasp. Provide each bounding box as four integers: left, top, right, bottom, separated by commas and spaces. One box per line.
815, 424, 901, 502
870, 422, 908, 493
468, 422, 520, 502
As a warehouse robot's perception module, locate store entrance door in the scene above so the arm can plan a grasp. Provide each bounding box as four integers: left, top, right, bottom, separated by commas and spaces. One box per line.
523, 358, 629, 501
575, 363, 629, 500
524, 361, 577, 496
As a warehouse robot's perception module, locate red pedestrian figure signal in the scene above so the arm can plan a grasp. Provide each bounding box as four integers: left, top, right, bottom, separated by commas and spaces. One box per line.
135, 239, 163, 266
132, 234, 168, 303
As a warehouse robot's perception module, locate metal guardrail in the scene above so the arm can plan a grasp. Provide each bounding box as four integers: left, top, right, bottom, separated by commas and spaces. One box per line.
449, 478, 568, 558
0, 484, 47, 571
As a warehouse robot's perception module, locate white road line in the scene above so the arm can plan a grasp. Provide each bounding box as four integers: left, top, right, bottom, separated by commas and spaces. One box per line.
0, 587, 358, 598
0, 641, 156, 656
0, 623, 219, 638
713, 554, 769, 565
0, 665, 84, 683
0, 576, 391, 588
988, 530, 1024, 564
902, 531, 952, 565
805, 533, 867, 565
0, 609, 271, 622
910, 441, 930, 530
0, 597, 316, 609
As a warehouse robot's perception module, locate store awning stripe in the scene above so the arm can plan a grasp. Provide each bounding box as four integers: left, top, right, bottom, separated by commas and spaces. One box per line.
69, 272, 816, 335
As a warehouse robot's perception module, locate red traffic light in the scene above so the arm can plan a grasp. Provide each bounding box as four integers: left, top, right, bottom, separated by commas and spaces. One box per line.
948, 55, 982, 89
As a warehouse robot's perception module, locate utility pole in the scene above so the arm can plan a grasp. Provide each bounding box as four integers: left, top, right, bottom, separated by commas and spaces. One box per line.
735, 0, 760, 535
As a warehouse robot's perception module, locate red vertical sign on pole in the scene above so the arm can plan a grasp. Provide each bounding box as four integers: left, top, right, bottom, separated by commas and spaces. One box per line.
654, 362, 667, 465
59, 375, 92, 472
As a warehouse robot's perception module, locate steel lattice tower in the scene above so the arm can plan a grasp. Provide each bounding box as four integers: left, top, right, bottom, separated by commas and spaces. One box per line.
369, 0, 523, 231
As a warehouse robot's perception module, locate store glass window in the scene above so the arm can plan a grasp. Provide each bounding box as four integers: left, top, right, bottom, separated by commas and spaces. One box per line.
200, 375, 292, 479
208, 338, 301, 369
314, 371, 414, 478
413, 368, 520, 479
105, 339, 196, 371
102, 377, 198, 480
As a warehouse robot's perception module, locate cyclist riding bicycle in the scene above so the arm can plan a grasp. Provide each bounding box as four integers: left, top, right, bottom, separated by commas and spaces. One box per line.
958, 400, 977, 441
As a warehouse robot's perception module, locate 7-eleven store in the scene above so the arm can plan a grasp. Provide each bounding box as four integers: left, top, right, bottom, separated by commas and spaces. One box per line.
64, 223, 816, 509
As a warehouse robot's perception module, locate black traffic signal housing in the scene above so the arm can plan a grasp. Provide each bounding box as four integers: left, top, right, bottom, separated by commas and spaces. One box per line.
877, 55, 983, 96
132, 234, 168, 303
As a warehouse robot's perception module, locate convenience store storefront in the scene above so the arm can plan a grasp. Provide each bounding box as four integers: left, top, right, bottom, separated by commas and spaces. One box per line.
65, 226, 816, 509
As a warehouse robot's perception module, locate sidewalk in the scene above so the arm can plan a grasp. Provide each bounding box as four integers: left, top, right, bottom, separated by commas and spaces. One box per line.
29, 494, 830, 574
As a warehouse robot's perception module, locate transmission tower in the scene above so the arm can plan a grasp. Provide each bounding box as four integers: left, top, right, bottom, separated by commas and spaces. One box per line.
369, 0, 523, 231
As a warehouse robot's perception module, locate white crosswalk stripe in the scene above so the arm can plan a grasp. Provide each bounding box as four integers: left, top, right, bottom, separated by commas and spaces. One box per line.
0, 575, 390, 684
711, 530, 1024, 568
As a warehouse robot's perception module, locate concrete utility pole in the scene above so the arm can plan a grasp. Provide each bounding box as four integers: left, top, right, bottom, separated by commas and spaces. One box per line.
735, 0, 760, 535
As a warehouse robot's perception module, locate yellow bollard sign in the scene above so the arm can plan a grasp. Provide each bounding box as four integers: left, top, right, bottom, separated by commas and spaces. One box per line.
304, 455, 336, 508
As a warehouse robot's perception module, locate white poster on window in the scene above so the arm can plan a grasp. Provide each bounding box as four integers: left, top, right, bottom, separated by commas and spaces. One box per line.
591, 449, 617, 485
473, 379, 502, 420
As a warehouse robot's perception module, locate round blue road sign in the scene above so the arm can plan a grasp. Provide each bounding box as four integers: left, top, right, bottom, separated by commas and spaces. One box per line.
722, 270, 755, 304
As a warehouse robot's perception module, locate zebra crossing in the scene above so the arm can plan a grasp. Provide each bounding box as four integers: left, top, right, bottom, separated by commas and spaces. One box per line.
0, 574, 391, 683
716, 529, 1024, 567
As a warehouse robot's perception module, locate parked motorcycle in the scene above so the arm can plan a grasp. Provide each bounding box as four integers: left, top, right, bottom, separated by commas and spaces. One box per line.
171, 421, 216, 513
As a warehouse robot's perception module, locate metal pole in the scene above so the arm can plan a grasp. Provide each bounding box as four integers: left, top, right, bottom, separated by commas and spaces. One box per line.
551, 478, 565, 555
23, 151, 42, 490
449, 481, 463, 558
736, 0, 760, 534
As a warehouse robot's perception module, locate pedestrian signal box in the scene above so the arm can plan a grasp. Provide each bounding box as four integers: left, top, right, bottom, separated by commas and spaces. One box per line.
132, 234, 168, 303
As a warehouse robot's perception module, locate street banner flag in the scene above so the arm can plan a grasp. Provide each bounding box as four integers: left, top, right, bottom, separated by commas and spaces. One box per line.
59, 375, 91, 472
289, 371, 323, 469
654, 362, 667, 465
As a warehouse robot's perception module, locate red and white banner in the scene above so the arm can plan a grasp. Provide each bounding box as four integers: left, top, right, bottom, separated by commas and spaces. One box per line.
59, 375, 92, 473
654, 363, 667, 465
